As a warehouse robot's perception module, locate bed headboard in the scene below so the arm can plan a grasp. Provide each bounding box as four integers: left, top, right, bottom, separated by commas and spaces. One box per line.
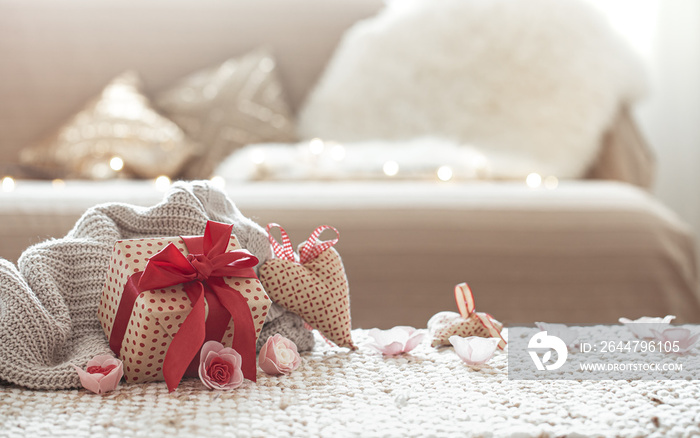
0, 0, 383, 172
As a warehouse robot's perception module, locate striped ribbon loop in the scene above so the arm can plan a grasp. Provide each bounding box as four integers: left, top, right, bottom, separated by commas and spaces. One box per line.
266, 223, 296, 262
299, 225, 339, 264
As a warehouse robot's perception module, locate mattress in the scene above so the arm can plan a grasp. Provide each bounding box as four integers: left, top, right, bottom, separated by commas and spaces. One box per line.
0, 179, 698, 327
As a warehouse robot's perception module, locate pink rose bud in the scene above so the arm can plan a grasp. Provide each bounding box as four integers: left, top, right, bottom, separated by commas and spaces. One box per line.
258, 334, 302, 376
72, 354, 123, 395
198, 340, 245, 390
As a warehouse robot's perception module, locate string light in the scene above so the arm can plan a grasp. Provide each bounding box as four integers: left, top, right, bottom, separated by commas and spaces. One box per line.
437, 165, 453, 182
526, 173, 542, 188
329, 143, 346, 161
109, 156, 124, 172
309, 138, 325, 155
210, 175, 226, 190
154, 175, 171, 192
383, 161, 399, 177
1, 176, 15, 192
91, 162, 112, 179
544, 175, 559, 189
249, 148, 265, 165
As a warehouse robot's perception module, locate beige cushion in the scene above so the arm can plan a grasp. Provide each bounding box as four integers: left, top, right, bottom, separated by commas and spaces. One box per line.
0, 0, 384, 173
19, 72, 195, 180
156, 48, 296, 179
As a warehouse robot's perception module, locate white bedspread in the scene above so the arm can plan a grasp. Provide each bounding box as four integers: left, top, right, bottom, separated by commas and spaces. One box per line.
1, 180, 698, 327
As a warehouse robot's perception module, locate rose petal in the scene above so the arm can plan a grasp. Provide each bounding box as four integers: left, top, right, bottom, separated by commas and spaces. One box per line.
403, 331, 425, 353
200, 340, 225, 362
217, 347, 239, 358
450, 336, 499, 366
278, 335, 300, 354
85, 354, 119, 368
653, 327, 690, 342
367, 326, 422, 355
260, 357, 283, 375
260, 336, 276, 362
219, 352, 242, 369
620, 315, 676, 339
651, 327, 700, 353
368, 328, 408, 348
380, 341, 407, 356
73, 365, 103, 394
97, 362, 123, 393
619, 315, 676, 324
394, 326, 417, 336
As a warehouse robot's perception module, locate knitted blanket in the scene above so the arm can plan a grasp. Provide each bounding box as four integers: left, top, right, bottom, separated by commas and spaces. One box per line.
0, 181, 313, 390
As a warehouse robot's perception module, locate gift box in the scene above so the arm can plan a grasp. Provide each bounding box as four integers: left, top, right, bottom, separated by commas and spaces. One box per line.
98, 221, 270, 391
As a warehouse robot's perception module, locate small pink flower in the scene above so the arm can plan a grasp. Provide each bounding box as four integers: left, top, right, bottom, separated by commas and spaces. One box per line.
258, 334, 302, 376
367, 326, 425, 356
619, 315, 676, 339
650, 327, 700, 354
198, 340, 244, 390
449, 335, 500, 366
72, 354, 123, 395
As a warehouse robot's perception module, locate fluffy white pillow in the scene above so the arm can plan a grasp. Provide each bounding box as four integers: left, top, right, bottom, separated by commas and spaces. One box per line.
298, 0, 647, 178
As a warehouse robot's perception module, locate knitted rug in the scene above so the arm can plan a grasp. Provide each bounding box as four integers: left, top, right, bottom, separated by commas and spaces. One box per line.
2, 328, 699, 438
0, 180, 313, 390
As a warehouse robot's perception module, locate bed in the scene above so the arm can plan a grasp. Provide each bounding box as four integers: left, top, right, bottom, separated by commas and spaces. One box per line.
0, 0, 698, 328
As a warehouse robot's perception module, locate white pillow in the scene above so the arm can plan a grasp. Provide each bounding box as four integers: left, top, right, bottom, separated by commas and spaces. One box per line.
298, 0, 647, 178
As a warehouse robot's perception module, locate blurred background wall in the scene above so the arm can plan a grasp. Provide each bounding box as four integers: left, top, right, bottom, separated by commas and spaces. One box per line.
590, 0, 700, 256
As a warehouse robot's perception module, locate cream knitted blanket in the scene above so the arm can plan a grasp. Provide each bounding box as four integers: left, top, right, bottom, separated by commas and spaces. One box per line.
0, 181, 312, 390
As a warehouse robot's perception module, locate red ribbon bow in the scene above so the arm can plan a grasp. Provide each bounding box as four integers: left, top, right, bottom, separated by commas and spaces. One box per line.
109, 221, 259, 392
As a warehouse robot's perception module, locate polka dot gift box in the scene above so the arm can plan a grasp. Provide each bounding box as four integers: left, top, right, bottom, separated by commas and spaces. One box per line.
98, 221, 271, 392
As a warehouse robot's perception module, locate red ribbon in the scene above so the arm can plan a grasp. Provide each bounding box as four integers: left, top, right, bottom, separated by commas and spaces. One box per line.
267, 223, 339, 264
453, 282, 507, 350
109, 221, 259, 392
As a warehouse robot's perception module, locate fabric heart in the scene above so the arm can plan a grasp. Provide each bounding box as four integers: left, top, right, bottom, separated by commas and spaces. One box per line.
428, 283, 506, 349
258, 224, 356, 349
428, 311, 504, 348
